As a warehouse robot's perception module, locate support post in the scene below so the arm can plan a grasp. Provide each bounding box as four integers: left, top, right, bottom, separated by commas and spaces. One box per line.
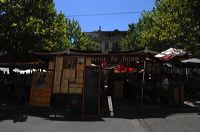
141, 47, 147, 105
141, 60, 146, 105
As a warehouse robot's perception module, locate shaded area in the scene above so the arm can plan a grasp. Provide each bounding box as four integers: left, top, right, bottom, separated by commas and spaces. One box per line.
0, 99, 104, 122
0, 97, 199, 123
112, 98, 200, 119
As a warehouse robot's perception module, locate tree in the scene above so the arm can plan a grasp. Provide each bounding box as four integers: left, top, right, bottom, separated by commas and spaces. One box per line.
0, 0, 58, 52
123, 0, 200, 55
66, 18, 99, 50
121, 24, 139, 49
77, 33, 99, 50
0, 0, 99, 53
49, 12, 71, 51
121, 11, 156, 50
155, 0, 200, 54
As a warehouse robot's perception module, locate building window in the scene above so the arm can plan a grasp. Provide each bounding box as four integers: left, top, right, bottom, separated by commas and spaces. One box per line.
112, 43, 118, 49
115, 43, 119, 49
105, 43, 109, 50
112, 43, 119, 51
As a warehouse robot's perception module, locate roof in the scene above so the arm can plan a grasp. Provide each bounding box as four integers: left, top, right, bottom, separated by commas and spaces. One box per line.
30, 48, 159, 65
84, 30, 127, 34
0, 52, 47, 69
31, 48, 158, 56
0, 52, 37, 63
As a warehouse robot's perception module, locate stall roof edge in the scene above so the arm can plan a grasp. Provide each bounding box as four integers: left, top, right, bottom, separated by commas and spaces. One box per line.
31, 48, 158, 56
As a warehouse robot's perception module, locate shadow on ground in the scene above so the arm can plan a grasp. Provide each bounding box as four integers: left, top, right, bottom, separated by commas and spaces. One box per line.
0, 102, 104, 122
0, 98, 200, 123
112, 98, 200, 119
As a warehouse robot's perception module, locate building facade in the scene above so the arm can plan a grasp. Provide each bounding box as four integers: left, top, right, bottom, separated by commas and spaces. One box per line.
84, 28, 127, 53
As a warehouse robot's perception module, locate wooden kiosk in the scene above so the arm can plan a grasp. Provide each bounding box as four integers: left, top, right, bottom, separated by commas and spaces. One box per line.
51, 55, 101, 117
30, 48, 155, 117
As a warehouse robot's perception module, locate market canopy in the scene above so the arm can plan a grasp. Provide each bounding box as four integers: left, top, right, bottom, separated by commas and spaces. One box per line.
181, 58, 200, 67
181, 58, 200, 64
155, 48, 187, 61
0, 52, 47, 69
31, 48, 159, 64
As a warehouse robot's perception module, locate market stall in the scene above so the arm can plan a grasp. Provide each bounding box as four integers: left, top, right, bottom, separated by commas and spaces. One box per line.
181, 58, 200, 101
0, 52, 49, 104
29, 48, 158, 116
154, 48, 190, 105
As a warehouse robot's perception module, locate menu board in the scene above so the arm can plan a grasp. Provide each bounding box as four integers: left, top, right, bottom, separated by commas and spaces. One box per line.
30, 72, 53, 107
86, 58, 92, 66
61, 79, 68, 93
48, 61, 54, 70
63, 57, 77, 69
55, 57, 63, 70
83, 67, 100, 116
53, 70, 62, 93
60, 69, 69, 93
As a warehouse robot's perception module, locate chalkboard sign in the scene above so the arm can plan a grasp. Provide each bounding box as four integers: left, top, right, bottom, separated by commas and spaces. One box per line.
83, 67, 100, 116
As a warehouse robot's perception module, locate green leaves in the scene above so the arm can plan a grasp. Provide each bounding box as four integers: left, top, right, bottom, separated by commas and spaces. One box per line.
0, 0, 56, 52
0, 0, 98, 53
65, 18, 98, 51
122, 0, 200, 55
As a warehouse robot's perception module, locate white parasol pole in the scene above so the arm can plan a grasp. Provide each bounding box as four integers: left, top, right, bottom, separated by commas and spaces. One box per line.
186, 68, 188, 77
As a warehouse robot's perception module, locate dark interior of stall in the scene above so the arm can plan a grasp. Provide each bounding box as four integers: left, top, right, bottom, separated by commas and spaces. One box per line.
103, 60, 200, 111
0, 52, 48, 105
0, 70, 32, 105
183, 67, 200, 102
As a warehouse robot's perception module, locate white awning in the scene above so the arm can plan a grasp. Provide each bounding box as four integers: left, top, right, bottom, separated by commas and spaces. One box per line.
155, 48, 186, 60
181, 58, 200, 64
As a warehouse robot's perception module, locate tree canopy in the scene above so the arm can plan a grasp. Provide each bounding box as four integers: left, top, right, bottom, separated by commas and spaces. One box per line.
122, 0, 200, 56
0, 0, 97, 53
65, 18, 99, 51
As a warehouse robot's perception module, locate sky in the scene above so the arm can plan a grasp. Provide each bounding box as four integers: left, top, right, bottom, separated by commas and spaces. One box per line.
54, 0, 155, 32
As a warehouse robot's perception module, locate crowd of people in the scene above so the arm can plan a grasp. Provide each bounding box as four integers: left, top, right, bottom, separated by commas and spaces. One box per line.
0, 71, 32, 105
0, 67, 199, 106
110, 67, 200, 105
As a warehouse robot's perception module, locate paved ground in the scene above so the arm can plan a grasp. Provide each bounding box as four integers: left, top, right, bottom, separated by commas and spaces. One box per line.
1, 111, 200, 132
143, 113, 200, 132
0, 116, 148, 132
0, 99, 200, 132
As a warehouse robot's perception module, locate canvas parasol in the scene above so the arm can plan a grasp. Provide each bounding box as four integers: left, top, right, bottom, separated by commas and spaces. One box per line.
181, 58, 200, 69
181, 58, 200, 64
155, 48, 186, 61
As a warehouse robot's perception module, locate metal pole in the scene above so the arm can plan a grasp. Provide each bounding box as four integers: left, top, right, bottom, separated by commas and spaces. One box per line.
141, 60, 146, 105
141, 47, 148, 105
